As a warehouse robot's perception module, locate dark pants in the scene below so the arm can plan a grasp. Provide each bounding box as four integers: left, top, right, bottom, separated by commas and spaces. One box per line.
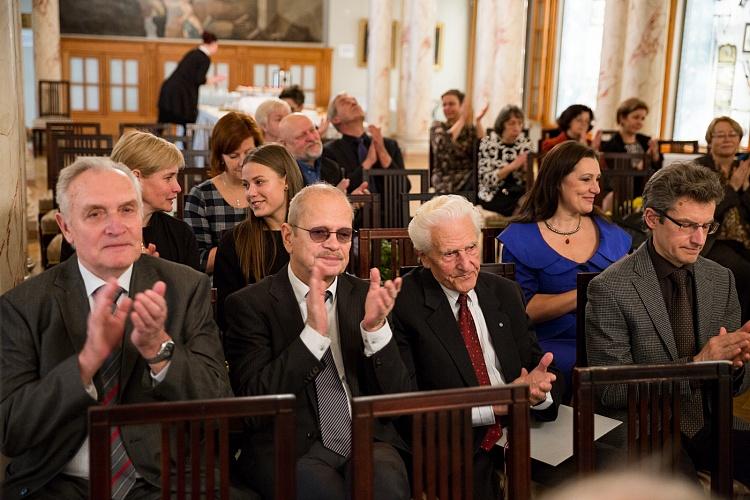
28, 475, 160, 500
682, 426, 750, 487
706, 240, 750, 323
472, 445, 506, 500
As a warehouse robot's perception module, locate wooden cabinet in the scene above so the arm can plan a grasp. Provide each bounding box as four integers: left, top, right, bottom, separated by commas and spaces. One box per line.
61, 37, 332, 136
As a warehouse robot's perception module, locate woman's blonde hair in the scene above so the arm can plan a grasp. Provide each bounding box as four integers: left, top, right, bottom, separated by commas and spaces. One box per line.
110, 130, 184, 176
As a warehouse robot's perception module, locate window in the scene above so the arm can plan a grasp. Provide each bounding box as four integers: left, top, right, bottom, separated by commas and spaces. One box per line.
554, 0, 605, 119
110, 58, 139, 112
673, 0, 749, 144
70, 57, 99, 111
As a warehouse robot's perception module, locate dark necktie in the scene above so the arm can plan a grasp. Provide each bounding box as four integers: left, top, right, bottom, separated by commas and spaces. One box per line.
94, 286, 137, 499
668, 270, 704, 436
312, 291, 352, 457
457, 294, 502, 451
356, 136, 369, 165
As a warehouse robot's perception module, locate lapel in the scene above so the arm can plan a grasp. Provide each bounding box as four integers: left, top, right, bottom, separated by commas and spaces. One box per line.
335, 274, 362, 396
121, 257, 159, 391
693, 259, 715, 349
474, 275, 521, 381
631, 244, 679, 360
54, 258, 90, 358
421, 269, 479, 387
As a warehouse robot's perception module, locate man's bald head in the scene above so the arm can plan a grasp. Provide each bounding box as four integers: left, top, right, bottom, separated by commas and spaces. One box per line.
279, 113, 323, 162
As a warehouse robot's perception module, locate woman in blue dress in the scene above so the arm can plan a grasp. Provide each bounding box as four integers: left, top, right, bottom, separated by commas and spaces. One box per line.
499, 141, 631, 399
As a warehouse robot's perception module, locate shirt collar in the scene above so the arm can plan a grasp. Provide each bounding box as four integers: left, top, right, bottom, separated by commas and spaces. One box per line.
646, 237, 694, 280
438, 282, 478, 308
198, 45, 211, 57
77, 259, 133, 297
287, 265, 338, 305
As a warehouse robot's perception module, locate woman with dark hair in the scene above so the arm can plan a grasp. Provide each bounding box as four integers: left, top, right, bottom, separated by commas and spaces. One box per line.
695, 116, 750, 322
184, 111, 263, 272
157, 31, 225, 125
477, 105, 533, 215
213, 144, 304, 331
430, 89, 488, 193
499, 141, 631, 396
279, 84, 305, 112
541, 104, 601, 154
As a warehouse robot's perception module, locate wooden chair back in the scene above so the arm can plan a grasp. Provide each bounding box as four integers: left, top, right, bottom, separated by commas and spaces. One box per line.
362, 168, 429, 228
119, 122, 181, 138
573, 362, 733, 498
351, 385, 531, 500
479, 262, 516, 281
575, 272, 599, 368
481, 227, 504, 263
38, 80, 70, 117
50, 143, 114, 206
400, 192, 476, 227
658, 140, 700, 154
89, 395, 296, 500
597, 152, 653, 220
176, 167, 211, 219
349, 193, 381, 229
45, 122, 102, 183
183, 149, 212, 169
524, 152, 540, 193
538, 128, 560, 154
355, 228, 418, 280
599, 129, 619, 143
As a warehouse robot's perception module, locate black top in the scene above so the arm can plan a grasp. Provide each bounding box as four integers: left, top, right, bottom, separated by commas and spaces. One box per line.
213, 228, 288, 332
322, 133, 406, 193
60, 211, 200, 271
601, 132, 663, 169
647, 237, 695, 317
157, 48, 211, 124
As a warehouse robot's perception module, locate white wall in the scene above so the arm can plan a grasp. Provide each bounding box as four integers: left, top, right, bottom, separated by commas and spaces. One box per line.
432, 0, 468, 121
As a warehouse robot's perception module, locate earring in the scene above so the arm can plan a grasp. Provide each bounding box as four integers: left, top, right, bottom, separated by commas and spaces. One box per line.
284, 185, 288, 190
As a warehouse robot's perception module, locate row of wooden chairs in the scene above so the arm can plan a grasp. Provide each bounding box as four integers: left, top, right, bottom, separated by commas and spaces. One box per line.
87, 361, 734, 499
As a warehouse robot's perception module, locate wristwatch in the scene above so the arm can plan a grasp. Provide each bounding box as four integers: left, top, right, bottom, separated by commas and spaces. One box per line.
143, 339, 175, 364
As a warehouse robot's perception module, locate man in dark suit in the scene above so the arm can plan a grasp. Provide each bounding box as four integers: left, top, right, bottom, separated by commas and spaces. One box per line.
586, 162, 750, 485
0, 158, 231, 500
391, 195, 562, 500
322, 92, 408, 195
224, 183, 410, 500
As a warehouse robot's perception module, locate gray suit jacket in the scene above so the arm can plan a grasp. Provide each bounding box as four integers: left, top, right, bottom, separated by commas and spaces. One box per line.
585, 242, 749, 430
1, 255, 232, 500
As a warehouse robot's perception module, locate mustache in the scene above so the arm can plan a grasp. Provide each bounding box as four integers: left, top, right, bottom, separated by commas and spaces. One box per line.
316, 251, 344, 260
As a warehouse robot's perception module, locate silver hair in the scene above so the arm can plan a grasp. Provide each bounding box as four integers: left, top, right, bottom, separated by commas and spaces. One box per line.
254, 98, 291, 128
287, 183, 352, 227
326, 92, 346, 129
56, 156, 143, 215
408, 195, 483, 253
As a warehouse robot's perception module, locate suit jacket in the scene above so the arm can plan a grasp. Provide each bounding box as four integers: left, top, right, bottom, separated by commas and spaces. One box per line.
320, 156, 344, 186
0, 255, 232, 500
322, 134, 406, 193
392, 268, 562, 427
223, 266, 412, 461
585, 242, 749, 429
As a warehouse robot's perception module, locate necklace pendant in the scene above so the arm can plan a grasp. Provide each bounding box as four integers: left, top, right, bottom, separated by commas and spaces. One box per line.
565, 237, 570, 244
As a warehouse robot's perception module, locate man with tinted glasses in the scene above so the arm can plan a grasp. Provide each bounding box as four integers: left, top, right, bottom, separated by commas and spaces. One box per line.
586, 162, 750, 486
391, 195, 562, 500
224, 183, 411, 500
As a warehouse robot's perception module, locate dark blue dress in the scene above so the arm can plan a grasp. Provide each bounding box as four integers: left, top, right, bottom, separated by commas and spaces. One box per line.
498, 216, 631, 392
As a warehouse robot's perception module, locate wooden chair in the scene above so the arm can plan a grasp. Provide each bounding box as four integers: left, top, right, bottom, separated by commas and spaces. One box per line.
481, 227, 504, 263
183, 148, 212, 169
43, 121, 101, 170
38, 80, 70, 118
658, 140, 700, 154
575, 272, 599, 368
355, 228, 418, 280
119, 122, 180, 138
362, 168, 429, 228
597, 152, 653, 220
349, 193, 381, 229
47, 135, 113, 195
89, 395, 296, 500
573, 362, 733, 498
351, 385, 531, 500
479, 262, 516, 281
176, 167, 211, 219
400, 192, 476, 227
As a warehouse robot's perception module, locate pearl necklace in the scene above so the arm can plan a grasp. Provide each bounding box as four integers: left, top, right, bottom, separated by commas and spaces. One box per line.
543, 215, 582, 244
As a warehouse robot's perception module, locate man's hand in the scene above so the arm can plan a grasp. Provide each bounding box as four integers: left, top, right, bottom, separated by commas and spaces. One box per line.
78, 279, 132, 385
350, 181, 369, 195
317, 117, 330, 137
694, 322, 750, 367
362, 268, 402, 332
362, 141, 378, 170
130, 281, 170, 367
305, 262, 330, 336
335, 178, 351, 193
143, 243, 160, 258
368, 124, 392, 167
512, 352, 556, 405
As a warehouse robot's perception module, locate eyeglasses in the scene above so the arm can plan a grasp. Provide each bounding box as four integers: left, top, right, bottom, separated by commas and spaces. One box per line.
712, 133, 739, 140
292, 225, 355, 243
438, 243, 480, 263
653, 209, 720, 234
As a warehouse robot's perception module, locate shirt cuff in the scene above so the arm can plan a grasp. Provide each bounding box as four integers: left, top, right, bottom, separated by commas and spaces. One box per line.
471, 405, 496, 426
531, 391, 553, 411
150, 361, 171, 383
83, 381, 97, 400
300, 324, 331, 361
361, 321, 392, 357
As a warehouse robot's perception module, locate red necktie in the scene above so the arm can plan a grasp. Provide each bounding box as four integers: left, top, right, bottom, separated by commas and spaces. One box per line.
457, 293, 502, 451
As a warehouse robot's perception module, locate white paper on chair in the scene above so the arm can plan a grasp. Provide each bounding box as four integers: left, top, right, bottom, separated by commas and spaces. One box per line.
529, 404, 621, 466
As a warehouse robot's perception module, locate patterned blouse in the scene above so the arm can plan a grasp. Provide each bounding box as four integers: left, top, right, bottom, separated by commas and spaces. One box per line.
477, 132, 532, 203
184, 179, 247, 272
430, 121, 478, 193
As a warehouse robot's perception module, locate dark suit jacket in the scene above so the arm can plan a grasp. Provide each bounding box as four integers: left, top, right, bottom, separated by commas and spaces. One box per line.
322, 134, 406, 193
392, 268, 562, 427
586, 242, 749, 430
0, 255, 231, 500
320, 156, 344, 186
223, 267, 412, 462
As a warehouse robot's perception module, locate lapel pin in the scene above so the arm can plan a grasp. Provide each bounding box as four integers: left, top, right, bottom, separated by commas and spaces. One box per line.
499, 322, 504, 327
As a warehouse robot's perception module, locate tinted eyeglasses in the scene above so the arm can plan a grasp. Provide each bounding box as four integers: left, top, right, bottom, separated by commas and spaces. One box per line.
654, 209, 720, 235
292, 225, 355, 243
